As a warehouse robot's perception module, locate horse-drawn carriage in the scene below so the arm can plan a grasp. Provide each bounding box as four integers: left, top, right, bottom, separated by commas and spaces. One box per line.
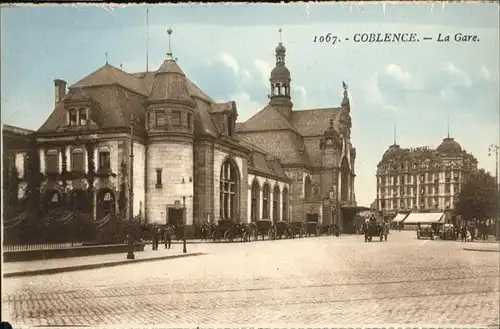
306, 219, 319, 237
289, 221, 305, 238
363, 217, 388, 242
254, 220, 273, 240
211, 220, 253, 242
270, 221, 293, 239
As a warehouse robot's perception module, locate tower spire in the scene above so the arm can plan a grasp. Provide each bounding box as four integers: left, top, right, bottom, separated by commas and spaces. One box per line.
166, 27, 174, 60
393, 121, 397, 145
105, 52, 108, 65
279, 27, 283, 42
447, 114, 450, 138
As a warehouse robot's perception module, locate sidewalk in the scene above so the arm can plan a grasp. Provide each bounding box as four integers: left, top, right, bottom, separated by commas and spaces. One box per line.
3, 245, 204, 278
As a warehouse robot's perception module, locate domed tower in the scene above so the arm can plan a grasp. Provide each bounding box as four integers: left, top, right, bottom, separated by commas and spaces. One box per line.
269, 28, 293, 118
145, 27, 196, 230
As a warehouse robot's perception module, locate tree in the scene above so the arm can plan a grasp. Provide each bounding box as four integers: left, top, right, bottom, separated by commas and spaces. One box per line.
454, 169, 499, 224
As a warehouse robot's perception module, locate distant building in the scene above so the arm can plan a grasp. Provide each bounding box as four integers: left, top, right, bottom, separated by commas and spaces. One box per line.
375, 136, 478, 221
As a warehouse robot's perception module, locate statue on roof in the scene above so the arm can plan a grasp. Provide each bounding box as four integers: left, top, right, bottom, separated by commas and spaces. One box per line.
342, 81, 348, 91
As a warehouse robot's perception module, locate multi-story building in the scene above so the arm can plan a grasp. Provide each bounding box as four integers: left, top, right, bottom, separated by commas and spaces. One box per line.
2, 30, 357, 236
376, 136, 478, 221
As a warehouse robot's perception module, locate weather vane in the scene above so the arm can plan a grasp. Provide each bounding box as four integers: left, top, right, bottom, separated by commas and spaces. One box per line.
279, 27, 283, 42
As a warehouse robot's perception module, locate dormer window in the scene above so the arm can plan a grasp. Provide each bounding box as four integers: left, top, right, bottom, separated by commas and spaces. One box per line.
78, 108, 87, 125
69, 109, 77, 126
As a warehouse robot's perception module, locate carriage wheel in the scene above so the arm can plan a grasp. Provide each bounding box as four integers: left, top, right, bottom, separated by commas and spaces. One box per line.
224, 230, 233, 242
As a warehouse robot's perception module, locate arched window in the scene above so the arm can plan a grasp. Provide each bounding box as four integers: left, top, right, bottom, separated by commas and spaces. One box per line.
44, 190, 62, 211
251, 180, 260, 222
71, 148, 85, 173
220, 158, 239, 220
304, 175, 312, 199
276, 83, 281, 95
262, 183, 271, 219
282, 187, 289, 222
341, 157, 350, 202
97, 188, 115, 219
273, 185, 280, 222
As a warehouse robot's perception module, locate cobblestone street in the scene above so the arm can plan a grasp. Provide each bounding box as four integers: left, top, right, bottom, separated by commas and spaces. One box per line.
2, 231, 499, 327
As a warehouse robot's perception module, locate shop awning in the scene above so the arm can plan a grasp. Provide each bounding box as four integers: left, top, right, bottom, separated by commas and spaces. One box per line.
392, 213, 408, 223
403, 212, 445, 224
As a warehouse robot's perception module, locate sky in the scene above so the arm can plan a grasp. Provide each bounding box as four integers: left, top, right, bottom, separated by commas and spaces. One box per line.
1, 2, 499, 207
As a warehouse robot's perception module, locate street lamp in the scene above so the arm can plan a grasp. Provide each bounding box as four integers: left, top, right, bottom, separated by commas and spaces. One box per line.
488, 144, 499, 240
329, 188, 335, 227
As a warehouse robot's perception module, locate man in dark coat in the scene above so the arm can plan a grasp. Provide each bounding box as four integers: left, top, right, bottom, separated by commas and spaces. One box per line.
151, 226, 158, 250
164, 225, 172, 249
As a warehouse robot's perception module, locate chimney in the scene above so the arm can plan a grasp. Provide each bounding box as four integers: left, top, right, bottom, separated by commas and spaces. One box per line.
54, 79, 67, 106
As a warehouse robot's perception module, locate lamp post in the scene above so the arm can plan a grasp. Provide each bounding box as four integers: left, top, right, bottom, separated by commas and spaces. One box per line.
488, 144, 499, 240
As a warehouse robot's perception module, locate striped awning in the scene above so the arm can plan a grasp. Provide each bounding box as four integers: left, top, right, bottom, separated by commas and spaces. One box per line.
392, 213, 408, 223
403, 212, 445, 224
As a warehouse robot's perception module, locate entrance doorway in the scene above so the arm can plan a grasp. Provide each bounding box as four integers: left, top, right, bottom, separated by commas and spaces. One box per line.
167, 207, 184, 227
306, 213, 318, 223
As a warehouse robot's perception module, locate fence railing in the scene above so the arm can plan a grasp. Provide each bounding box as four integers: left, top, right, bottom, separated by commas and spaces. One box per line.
2, 242, 84, 252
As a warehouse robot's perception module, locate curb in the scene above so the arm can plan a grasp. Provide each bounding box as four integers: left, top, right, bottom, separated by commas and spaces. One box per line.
463, 248, 500, 253
3, 252, 204, 278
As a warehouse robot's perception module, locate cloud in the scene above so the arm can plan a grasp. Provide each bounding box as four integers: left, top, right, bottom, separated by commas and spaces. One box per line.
480, 65, 491, 80
230, 91, 264, 121
254, 59, 272, 87
441, 62, 472, 87
381, 63, 424, 91
362, 74, 400, 112
219, 52, 239, 76
292, 84, 308, 107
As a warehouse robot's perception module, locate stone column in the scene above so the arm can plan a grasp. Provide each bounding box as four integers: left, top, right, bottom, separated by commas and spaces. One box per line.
66, 147, 71, 172
58, 150, 63, 173
39, 149, 46, 174
247, 186, 252, 223
94, 147, 99, 171
269, 187, 274, 222
279, 187, 283, 222
259, 186, 263, 220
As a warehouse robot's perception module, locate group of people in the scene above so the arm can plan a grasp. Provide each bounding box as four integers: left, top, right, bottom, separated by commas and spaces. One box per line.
361, 217, 389, 242
150, 224, 181, 250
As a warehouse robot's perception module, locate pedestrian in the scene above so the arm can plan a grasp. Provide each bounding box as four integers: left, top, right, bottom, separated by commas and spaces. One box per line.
164, 225, 172, 249
155, 227, 161, 250
151, 225, 158, 250
461, 225, 467, 242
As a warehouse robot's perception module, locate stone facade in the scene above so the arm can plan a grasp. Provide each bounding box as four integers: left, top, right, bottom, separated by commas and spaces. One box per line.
376, 139, 478, 220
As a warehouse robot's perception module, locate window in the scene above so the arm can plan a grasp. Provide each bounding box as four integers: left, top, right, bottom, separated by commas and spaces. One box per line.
46, 150, 59, 173
99, 150, 111, 171
273, 185, 280, 222
71, 149, 85, 172
282, 187, 288, 222
220, 159, 239, 220
304, 176, 312, 199
187, 113, 192, 129
171, 110, 181, 126
262, 183, 270, 219
156, 111, 165, 127
251, 180, 260, 221
156, 168, 162, 188
78, 108, 87, 125
445, 184, 450, 194
69, 109, 77, 126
